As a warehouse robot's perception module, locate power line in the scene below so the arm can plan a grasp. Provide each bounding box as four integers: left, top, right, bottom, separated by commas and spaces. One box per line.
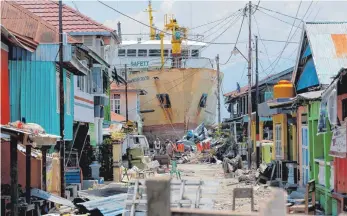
262, 1, 303, 75
257, 9, 303, 29
220, 11, 246, 65
257, 5, 304, 22
192, 9, 243, 32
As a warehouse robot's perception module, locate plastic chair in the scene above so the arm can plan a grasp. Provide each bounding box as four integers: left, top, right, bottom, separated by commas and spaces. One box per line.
170, 160, 181, 179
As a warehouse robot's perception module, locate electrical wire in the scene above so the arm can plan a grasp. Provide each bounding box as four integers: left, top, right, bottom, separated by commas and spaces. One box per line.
261, 1, 303, 76
263, 0, 313, 76
220, 12, 246, 65
257, 9, 303, 29
257, 5, 304, 22
189, 11, 240, 30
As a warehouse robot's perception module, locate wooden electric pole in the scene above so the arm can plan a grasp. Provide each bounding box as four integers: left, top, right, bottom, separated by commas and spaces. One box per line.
59, 0, 65, 198
216, 54, 221, 127
247, 1, 253, 169
255, 35, 260, 168
125, 64, 128, 122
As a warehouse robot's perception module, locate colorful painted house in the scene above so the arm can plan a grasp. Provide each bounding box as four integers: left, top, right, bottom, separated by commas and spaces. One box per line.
224, 67, 293, 161
320, 68, 347, 215
1, 1, 84, 140
16, 0, 121, 148
291, 21, 347, 215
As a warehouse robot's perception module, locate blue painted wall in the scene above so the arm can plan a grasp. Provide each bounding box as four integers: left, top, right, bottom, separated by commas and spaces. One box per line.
9, 60, 74, 140
297, 59, 319, 91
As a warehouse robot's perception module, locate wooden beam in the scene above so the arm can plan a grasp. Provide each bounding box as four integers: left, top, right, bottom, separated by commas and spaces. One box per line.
146, 176, 171, 216
26, 145, 32, 203
10, 136, 18, 216
41, 147, 48, 191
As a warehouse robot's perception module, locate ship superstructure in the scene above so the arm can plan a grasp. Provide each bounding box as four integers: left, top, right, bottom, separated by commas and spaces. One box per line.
110, 1, 221, 141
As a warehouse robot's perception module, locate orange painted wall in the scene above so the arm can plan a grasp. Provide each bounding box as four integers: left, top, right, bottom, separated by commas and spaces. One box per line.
1, 142, 42, 189
1, 47, 10, 124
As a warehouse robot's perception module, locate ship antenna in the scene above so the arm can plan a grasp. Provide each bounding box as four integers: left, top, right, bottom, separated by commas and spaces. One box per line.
145, 0, 156, 40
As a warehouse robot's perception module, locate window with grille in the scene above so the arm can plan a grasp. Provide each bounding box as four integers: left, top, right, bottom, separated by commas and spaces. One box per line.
138, 49, 147, 57
127, 49, 137, 57
118, 49, 126, 57
275, 124, 282, 159
83, 36, 94, 47
111, 94, 121, 114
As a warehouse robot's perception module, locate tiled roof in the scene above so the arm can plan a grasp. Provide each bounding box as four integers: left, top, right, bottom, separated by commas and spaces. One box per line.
15, 0, 114, 34
1, 1, 78, 45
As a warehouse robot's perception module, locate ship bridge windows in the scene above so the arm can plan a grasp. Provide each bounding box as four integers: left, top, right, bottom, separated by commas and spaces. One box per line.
164, 49, 169, 57
192, 49, 199, 57
127, 49, 137, 57
118, 49, 126, 57
138, 49, 147, 57
149, 49, 161, 57
156, 93, 171, 108
199, 93, 208, 108
182, 49, 189, 58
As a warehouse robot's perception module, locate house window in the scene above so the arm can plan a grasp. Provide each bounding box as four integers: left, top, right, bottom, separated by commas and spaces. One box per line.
127, 49, 137, 57
191, 49, 199, 57
275, 124, 282, 159
342, 98, 347, 121
118, 49, 126, 57
111, 94, 121, 114
138, 49, 147, 57
66, 77, 71, 115
149, 49, 161, 57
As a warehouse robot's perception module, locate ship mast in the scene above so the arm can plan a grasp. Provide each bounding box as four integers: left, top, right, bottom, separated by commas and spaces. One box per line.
146, 0, 156, 40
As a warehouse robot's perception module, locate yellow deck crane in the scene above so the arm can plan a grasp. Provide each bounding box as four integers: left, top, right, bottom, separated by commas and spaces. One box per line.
145, 1, 187, 68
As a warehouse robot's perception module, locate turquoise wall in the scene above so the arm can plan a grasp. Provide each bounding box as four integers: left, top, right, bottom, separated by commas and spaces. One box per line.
9, 61, 74, 140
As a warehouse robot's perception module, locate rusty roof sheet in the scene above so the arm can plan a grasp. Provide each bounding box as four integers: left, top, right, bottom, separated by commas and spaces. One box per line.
293, 22, 347, 85
1, 1, 78, 44
15, 0, 115, 34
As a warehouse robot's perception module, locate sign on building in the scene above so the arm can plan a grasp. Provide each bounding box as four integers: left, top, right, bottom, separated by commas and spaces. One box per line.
330, 124, 347, 158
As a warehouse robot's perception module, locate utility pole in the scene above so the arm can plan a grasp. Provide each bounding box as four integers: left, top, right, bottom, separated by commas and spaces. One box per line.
125, 64, 128, 122
255, 35, 260, 168
216, 54, 221, 127
59, 0, 65, 198
247, 1, 252, 169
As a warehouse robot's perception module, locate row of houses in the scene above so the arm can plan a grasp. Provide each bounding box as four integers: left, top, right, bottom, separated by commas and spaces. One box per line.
223, 22, 347, 215
0, 0, 143, 201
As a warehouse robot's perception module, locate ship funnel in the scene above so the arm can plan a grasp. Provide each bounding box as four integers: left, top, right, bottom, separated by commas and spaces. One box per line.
117, 21, 122, 43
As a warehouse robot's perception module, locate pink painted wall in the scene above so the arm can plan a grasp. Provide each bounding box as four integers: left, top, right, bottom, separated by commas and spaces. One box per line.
111, 90, 138, 122
297, 105, 307, 187
1, 142, 42, 189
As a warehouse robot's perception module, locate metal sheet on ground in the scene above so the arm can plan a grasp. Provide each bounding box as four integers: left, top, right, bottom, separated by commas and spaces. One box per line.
124, 179, 219, 216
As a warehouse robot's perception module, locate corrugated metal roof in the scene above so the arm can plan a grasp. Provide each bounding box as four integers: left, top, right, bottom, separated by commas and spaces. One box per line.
15, 0, 114, 34
224, 67, 293, 97
305, 22, 347, 85
77, 193, 127, 216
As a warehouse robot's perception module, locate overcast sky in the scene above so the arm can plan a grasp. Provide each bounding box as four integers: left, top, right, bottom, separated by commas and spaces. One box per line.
66, 0, 347, 119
